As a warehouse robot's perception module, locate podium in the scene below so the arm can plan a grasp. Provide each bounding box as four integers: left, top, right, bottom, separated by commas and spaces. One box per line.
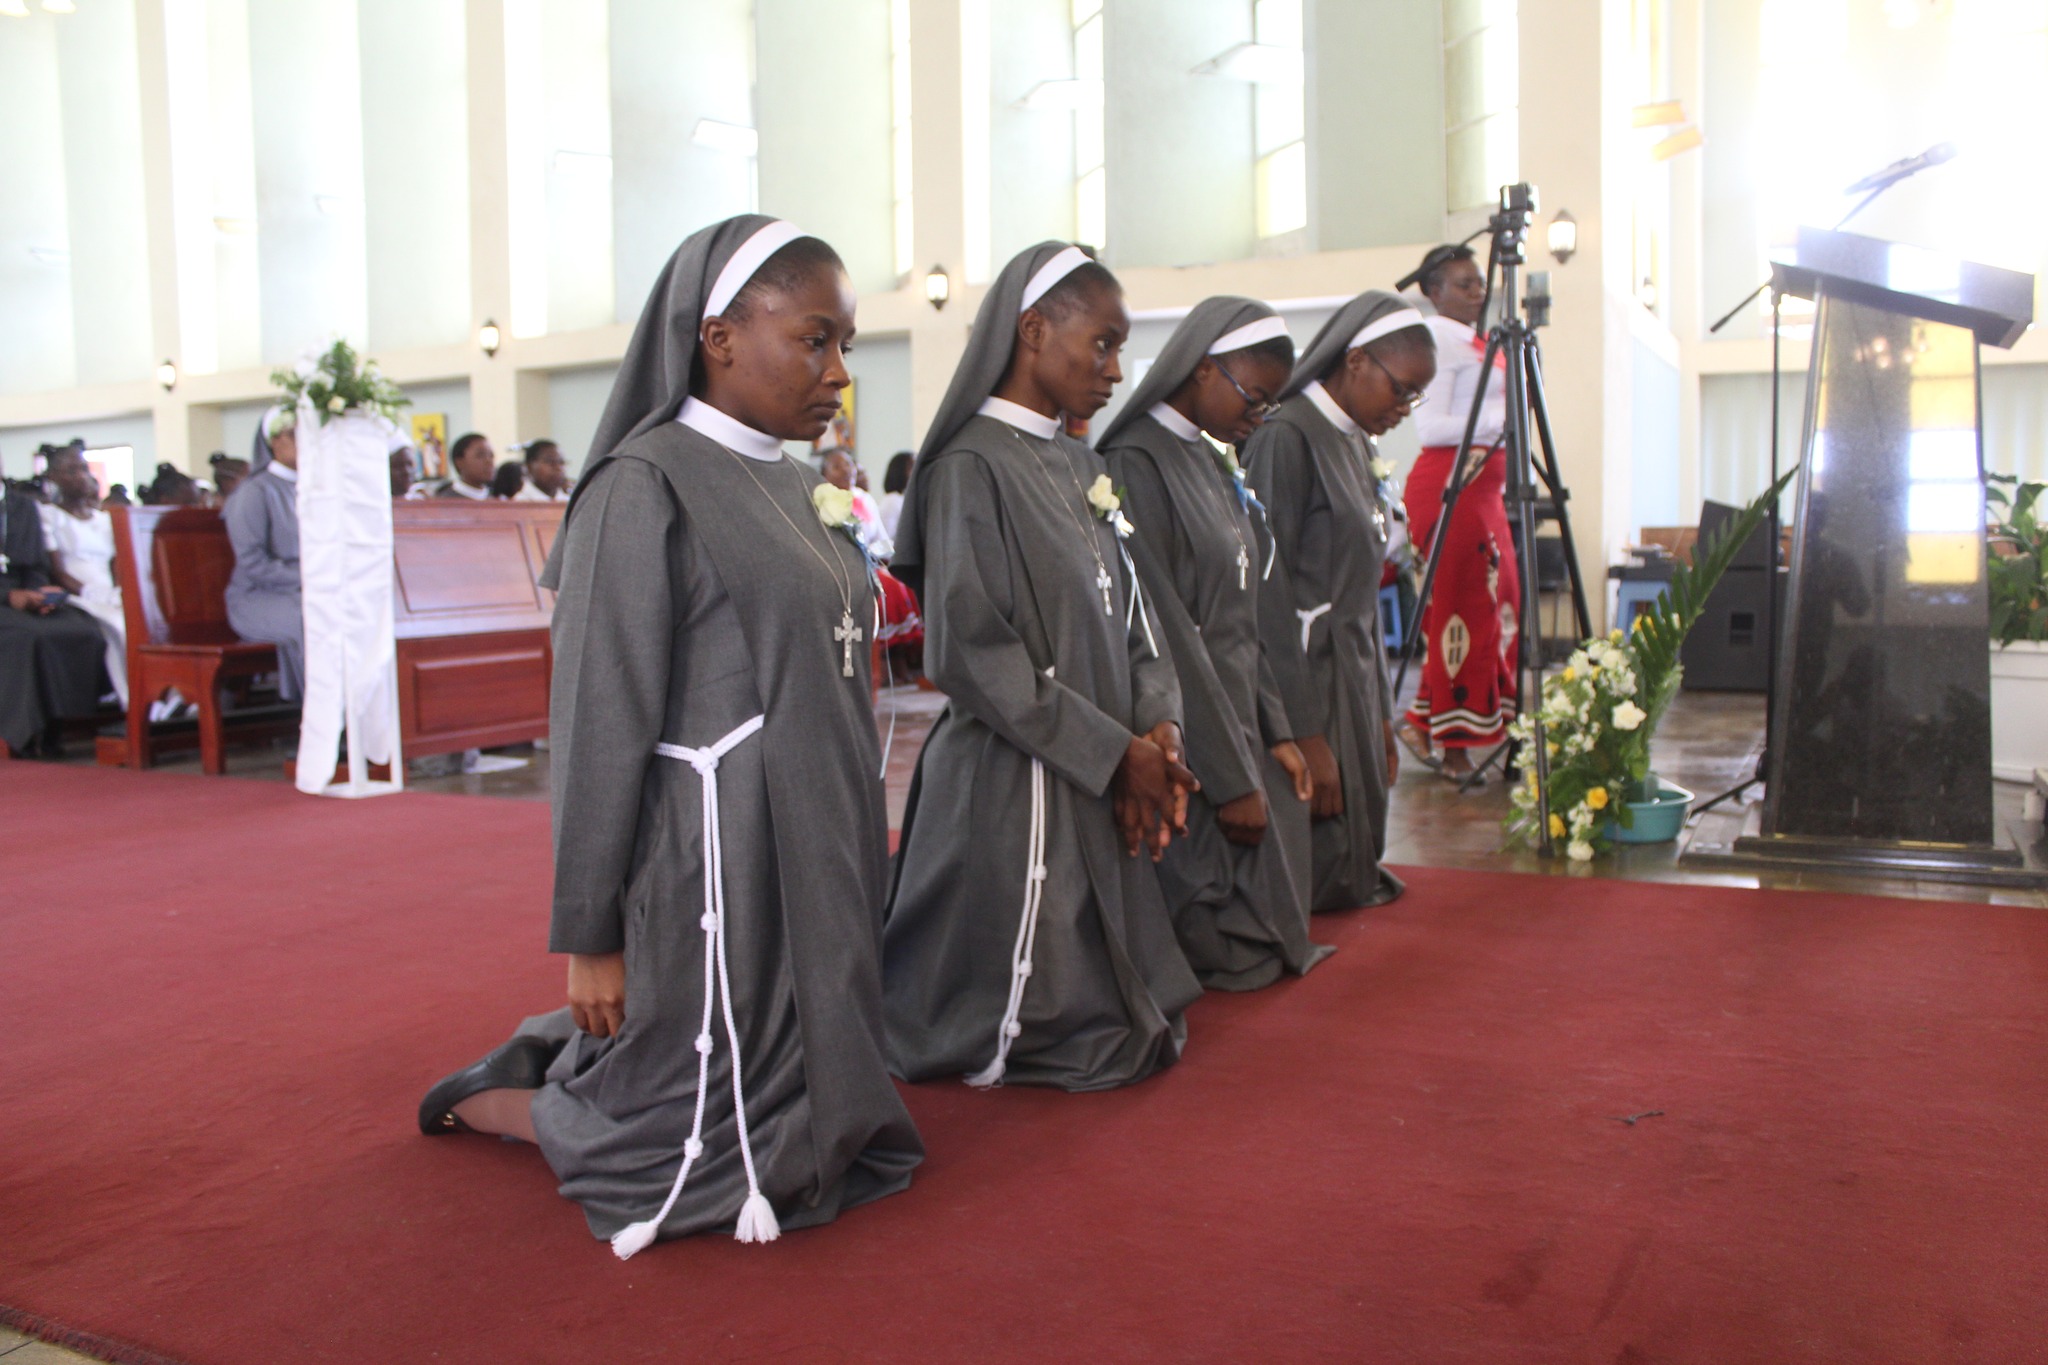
1734, 228, 2035, 879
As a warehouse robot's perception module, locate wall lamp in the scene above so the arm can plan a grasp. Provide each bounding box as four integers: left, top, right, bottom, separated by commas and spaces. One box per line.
1546, 209, 1578, 266
478, 319, 501, 357
923, 265, 951, 311
157, 359, 179, 392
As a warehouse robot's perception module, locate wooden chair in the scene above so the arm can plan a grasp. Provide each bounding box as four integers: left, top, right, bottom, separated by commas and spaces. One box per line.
106, 505, 283, 774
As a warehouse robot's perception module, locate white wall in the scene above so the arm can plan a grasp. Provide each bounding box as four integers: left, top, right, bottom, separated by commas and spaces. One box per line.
56, 0, 153, 388
608, 0, 754, 323
1104, 0, 1254, 269
757, 0, 897, 294
845, 334, 914, 480
545, 364, 619, 473
358, 0, 470, 354
0, 413, 158, 482
985, 0, 1080, 270
247, 0, 369, 364
0, 18, 78, 395
1631, 338, 1681, 531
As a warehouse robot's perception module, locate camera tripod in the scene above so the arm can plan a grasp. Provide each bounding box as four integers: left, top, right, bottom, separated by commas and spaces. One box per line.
1393, 184, 1592, 854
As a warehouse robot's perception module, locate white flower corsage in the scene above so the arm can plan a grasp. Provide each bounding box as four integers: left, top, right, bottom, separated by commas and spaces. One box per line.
812, 482, 857, 528
1085, 475, 1133, 539
1370, 455, 1396, 482
1086, 474, 1120, 515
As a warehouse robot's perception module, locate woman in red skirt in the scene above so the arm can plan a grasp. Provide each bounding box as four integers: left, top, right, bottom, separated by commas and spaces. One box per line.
1398, 245, 1517, 782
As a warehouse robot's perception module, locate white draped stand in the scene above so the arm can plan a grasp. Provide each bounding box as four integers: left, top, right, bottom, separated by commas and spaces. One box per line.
294, 405, 405, 798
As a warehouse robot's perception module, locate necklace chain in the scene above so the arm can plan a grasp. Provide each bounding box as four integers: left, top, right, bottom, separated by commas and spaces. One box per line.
721, 448, 870, 674
999, 422, 1116, 615
1193, 435, 1254, 591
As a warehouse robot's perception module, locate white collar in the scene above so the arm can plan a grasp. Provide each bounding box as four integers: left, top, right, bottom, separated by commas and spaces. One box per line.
267, 463, 299, 483
1304, 380, 1363, 438
977, 396, 1061, 441
449, 477, 490, 500
679, 396, 784, 462
1148, 402, 1200, 442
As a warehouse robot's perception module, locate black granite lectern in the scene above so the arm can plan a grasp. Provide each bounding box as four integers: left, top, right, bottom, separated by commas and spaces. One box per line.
1737, 229, 2034, 878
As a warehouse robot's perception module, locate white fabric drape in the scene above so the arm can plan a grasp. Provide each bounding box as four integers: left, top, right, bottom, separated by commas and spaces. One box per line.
294, 408, 402, 795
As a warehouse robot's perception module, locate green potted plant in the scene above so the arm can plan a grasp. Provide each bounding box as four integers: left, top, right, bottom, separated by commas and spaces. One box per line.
1506, 470, 1796, 860
1987, 473, 2047, 783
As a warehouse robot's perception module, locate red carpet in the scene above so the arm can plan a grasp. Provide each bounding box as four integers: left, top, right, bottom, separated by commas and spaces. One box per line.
4, 763, 2047, 1365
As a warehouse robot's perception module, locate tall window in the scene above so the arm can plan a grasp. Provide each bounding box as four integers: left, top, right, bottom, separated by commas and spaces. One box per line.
1252, 0, 1305, 239
1443, 0, 1518, 214
890, 0, 914, 279
1072, 0, 1106, 250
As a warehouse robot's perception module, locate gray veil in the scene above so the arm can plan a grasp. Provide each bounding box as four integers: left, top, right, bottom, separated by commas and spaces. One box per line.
538, 212, 789, 587
1094, 296, 1280, 450
890, 239, 1083, 599
1282, 289, 1425, 398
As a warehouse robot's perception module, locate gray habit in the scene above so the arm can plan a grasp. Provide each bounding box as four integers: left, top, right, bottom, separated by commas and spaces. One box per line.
1243, 291, 1420, 913
221, 466, 304, 701
1096, 298, 1329, 989
885, 241, 1199, 1092
509, 214, 921, 1245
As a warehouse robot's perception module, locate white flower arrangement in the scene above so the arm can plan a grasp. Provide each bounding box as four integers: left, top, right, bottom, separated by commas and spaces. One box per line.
1505, 470, 1797, 859
270, 338, 409, 429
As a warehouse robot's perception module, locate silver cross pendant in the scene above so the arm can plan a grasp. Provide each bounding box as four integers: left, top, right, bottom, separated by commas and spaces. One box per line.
1096, 563, 1114, 616
834, 609, 863, 677
1236, 543, 1249, 590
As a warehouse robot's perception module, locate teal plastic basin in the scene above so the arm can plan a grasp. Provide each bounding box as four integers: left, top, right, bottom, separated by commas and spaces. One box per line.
1607, 781, 1695, 845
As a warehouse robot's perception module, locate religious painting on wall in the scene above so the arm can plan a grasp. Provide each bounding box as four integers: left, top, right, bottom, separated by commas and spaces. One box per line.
411, 413, 448, 480
812, 380, 855, 456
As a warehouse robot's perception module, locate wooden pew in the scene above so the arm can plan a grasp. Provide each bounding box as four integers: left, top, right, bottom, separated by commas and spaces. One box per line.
392, 501, 561, 758
105, 505, 288, 774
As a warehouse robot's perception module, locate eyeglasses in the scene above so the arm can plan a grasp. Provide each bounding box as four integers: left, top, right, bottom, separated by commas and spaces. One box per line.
1364, 349, 1426, 409
1211, 362, 1280, 421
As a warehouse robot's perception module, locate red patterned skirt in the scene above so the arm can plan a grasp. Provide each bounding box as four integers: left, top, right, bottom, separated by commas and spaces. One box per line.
1401, 445, 1518, 749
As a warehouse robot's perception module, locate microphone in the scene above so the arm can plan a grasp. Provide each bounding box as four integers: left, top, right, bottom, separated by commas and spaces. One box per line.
1844, 142, 1957, 194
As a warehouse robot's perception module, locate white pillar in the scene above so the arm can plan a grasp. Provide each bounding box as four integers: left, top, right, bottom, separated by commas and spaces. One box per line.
907, 0, 971, 440
1519, 0, 1633, 633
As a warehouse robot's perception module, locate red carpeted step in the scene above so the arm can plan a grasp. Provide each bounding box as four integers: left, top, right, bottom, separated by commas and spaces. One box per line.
3, 763, 2047, 1364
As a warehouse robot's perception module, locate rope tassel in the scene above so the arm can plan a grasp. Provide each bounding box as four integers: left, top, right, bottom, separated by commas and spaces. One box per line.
612, 714, 775, 1260
968, 667, 1053, 1090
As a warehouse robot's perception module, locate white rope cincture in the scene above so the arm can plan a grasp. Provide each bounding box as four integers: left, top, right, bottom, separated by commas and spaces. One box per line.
966, 669, 1055, 1088
611, 713, 773, 1260
1116, 540, 1160, 659
1298, 601, 1332, 652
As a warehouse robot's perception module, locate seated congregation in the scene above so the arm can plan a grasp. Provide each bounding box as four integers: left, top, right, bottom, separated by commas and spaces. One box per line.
418, 215, 1448, 1258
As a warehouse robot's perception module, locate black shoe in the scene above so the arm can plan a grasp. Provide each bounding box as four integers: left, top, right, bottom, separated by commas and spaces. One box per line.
418, 1034, 563, 1135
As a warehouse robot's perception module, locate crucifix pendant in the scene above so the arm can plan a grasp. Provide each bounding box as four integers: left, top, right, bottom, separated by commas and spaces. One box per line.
1236, 544, 1250, 591
1096, 563, 1114, 616
834, 609, 863, 677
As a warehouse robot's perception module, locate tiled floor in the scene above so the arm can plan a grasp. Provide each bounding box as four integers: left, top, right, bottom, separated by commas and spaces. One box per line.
15, 679, 2045, 1364
0, 1327, 93, 1362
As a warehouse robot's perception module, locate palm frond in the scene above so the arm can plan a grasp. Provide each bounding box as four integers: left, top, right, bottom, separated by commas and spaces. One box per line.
1631, 467, 1798, 711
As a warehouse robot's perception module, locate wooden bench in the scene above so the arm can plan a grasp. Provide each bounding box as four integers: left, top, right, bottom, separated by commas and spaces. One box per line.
392, 501, 561, 758
105, 505, 287, 774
